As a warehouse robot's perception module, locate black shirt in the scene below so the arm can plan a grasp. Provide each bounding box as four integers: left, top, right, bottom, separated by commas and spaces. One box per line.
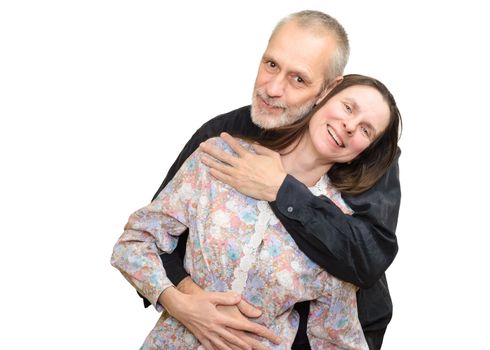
145, 105, 401, 349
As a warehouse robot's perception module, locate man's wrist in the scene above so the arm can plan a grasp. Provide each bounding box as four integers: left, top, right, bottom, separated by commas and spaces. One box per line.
158, 286, 178, 308
176, 276, 203, 295
266, 173, 287, 202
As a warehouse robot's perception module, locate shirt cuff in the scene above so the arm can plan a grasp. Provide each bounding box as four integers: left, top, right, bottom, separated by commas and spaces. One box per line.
153, 284, 175, 312
271, 174, 316, 222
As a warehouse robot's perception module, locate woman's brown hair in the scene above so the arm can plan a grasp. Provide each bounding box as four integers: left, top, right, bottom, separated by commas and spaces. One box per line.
250, 74, 402, 195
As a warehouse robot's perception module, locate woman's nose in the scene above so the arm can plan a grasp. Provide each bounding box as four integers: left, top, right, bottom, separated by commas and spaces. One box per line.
342, 121, 355, 135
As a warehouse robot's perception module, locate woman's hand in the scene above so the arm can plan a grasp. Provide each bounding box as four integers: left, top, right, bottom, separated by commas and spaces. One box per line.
158, 279, 281, 350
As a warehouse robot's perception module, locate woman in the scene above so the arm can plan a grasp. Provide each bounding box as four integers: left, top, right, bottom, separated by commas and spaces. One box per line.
111, 74, 402, 349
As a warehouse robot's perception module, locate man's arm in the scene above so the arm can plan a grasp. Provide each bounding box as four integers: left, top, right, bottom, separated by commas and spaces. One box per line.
200, 134, 401, 288
271, 155, 400, 288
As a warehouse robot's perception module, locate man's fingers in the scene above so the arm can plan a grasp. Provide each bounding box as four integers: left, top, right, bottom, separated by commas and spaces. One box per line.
208, 168, 235, 187
220, 132, 249, 158
253, 326, 281, 345
251, 326, 281, 346
212, 327, 252, 350
241, 322, 281, 345
236, 299, 262, 318
220, 315, 281, 345
207, 334, 235, 350
228, 329, 270, 350
200, 339, 217, 350
222, 339, 245, 350
201, 154, 233, 176
207, 291, 241, 306
200, 141, 239, 166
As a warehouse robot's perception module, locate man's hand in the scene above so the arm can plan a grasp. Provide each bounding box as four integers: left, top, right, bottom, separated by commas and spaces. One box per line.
216, 303, 279, 350
159, 278, 281, 350
200, 132, 287, 202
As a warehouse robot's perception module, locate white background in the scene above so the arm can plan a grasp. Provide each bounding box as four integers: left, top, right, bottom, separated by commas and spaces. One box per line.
1, 1, 489, 348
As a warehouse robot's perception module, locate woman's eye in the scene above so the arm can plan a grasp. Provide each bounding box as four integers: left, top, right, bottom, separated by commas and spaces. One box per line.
295, 76, 304, 84
344, 104, 352, 113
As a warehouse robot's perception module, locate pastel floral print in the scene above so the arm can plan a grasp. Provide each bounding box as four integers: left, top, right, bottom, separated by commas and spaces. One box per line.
112, 138, 367, 349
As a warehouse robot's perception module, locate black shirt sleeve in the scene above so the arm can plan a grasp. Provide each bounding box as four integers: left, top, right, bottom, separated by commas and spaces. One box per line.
270, 150, 401, 288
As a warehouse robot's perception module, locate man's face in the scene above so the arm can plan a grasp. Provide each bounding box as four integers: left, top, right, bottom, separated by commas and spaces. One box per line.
251, 21, 338, 129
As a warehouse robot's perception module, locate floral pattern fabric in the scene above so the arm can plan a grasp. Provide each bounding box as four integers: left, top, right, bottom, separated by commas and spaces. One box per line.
111, 137, 367, 349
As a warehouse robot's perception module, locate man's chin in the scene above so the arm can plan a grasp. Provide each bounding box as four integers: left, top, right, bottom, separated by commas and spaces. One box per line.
251, 112, 289, 129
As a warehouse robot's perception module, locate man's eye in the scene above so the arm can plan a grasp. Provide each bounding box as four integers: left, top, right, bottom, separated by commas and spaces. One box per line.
295, 76, 305, 84
267, 61, 276, 68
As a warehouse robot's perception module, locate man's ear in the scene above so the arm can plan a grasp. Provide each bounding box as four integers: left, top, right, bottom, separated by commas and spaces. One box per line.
316, 75, 344, 104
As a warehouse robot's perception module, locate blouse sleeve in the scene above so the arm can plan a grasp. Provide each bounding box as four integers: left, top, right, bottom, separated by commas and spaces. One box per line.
111, 150, 205, 311
307, 280, 368, 350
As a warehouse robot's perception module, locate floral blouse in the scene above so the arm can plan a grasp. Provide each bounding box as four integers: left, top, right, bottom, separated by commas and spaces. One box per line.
111, 137, 368, 349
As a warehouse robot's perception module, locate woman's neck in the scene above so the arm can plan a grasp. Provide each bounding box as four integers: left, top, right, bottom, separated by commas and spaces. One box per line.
280, 133, 334, 187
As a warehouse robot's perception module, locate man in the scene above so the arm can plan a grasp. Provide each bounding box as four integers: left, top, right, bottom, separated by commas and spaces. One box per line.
141, 10, 399, 350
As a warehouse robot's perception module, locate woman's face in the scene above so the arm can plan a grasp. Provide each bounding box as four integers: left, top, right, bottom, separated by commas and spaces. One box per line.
308, 85, 390, 164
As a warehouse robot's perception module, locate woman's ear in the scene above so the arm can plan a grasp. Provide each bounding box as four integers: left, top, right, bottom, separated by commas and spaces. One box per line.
316, 76, 344, 105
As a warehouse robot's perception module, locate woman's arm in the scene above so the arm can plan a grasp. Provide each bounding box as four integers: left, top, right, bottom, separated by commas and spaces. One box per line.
111, 209, 185, 308
115, 135, 281, 349
308, 281, 368, 349
110, 152, 196, 308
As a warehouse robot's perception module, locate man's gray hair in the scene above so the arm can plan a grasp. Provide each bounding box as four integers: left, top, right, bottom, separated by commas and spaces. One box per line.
270, 10, 350, 86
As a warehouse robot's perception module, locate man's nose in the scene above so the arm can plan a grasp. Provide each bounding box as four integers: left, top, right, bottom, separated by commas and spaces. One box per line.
265, 75, 286, 97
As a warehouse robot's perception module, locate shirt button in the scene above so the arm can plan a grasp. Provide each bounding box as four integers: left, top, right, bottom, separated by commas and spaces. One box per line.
287, 206, 294, 213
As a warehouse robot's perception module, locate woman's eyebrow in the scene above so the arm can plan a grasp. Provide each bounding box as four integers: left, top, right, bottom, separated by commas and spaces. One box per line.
344, 97, 359, 112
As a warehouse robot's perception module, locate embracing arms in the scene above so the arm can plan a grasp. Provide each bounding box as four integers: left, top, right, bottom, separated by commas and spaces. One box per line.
150, 107, 400, 289
200, 132, 401, 288
129, 106, 400, 349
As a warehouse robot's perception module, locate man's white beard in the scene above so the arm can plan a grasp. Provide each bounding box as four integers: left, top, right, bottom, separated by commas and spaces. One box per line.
251, 88, 317, 129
